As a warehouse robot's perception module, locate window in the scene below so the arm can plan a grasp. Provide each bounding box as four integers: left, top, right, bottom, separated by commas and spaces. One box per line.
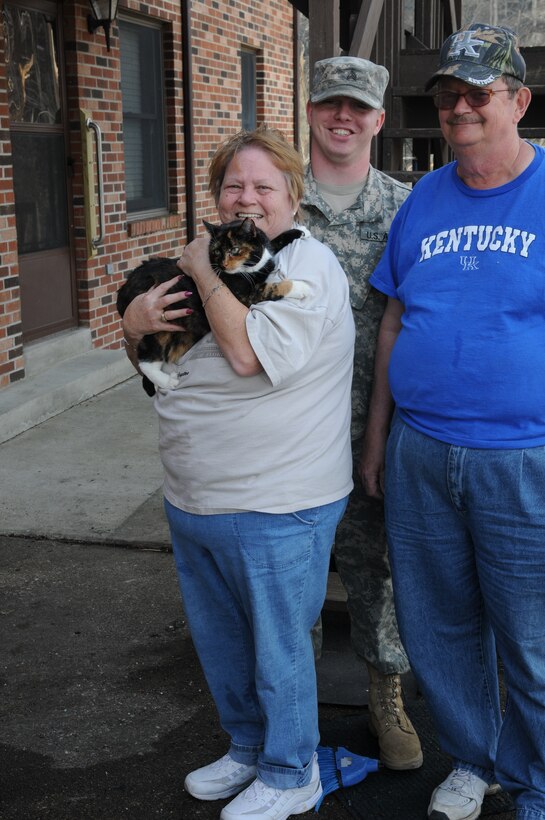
119, 17, 168, 215
241, 49, 256, 131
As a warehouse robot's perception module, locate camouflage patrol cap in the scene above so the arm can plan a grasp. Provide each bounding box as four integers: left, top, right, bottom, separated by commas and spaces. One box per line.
425, 23, 526, 91
310, 56, 389, 109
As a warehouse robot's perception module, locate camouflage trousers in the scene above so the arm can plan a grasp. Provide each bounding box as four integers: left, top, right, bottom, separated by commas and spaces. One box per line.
313, 442, 410, 675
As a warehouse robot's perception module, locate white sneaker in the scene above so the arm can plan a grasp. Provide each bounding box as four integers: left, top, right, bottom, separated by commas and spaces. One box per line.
220, 753, 322, 820
184, 753, 257, 800
428, 767, 490, 820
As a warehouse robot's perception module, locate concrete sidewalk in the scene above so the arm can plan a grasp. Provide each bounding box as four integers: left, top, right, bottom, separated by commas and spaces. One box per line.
1, 376, 170, 547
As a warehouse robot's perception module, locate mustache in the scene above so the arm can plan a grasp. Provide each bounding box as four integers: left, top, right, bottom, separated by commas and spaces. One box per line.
446, 115, 483, 125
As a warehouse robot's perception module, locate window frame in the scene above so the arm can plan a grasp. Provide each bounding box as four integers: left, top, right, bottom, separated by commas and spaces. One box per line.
119, 14, 169, 219
241, 47, 257, 132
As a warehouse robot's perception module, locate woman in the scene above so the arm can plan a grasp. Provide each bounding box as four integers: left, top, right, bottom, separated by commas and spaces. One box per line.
122, 127, 355, 820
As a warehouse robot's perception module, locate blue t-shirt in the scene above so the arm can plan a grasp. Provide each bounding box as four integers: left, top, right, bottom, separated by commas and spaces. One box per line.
370, 144, 545, 448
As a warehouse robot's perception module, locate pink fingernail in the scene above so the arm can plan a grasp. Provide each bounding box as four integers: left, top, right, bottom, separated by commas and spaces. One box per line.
184, 291, 193, 296
185, 309, 194, 315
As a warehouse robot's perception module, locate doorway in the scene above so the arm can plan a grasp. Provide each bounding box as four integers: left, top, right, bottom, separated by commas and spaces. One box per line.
5, 0, 76, 342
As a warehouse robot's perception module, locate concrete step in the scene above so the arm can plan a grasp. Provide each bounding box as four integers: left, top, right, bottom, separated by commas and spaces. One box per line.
0, 330, 134, 444
24, 327, 95, 377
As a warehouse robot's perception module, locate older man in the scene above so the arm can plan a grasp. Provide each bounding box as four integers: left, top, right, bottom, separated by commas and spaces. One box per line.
365, 23, 545, 820
300, 56, 423, 771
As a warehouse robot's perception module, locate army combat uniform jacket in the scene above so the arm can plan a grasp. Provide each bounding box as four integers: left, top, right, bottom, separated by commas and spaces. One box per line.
300, 164, 410, 439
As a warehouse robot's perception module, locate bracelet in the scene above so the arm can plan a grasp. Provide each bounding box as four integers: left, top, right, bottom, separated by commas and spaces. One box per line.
202, 282, 225, 308
123, 336, 138, 351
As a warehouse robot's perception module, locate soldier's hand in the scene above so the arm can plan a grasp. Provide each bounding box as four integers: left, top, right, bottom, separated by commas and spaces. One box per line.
358, 433, 386, 500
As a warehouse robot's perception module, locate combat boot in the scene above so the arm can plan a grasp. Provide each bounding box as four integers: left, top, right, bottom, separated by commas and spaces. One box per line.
366, 663, 423, 770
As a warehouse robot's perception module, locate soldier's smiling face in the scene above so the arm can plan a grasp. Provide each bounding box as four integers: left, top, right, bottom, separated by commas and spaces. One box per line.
307, 96, 385, 166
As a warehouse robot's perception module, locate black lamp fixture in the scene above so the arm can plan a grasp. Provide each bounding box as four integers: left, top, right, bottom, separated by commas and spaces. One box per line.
87, 0, 120, 51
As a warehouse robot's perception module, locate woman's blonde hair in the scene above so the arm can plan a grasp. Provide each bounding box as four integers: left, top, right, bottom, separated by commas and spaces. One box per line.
208, 125, 305, 210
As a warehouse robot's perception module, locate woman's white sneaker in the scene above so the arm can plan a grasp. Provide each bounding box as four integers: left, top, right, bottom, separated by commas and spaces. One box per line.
184, 753, 257, 800
428, 768, 490, 820
220, 753, 322, 820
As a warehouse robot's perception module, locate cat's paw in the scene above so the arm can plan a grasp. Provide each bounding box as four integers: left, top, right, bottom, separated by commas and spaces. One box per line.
286, 280, 311, 299
164, 372, 181, 390
261, 279, 312, 301
140, 361, 180, 391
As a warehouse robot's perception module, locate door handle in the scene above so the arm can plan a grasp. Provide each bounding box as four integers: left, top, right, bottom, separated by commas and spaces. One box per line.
85, 116, 105, 249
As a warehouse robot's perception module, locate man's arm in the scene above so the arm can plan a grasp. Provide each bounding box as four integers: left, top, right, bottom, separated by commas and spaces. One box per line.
358, 296, 404, 499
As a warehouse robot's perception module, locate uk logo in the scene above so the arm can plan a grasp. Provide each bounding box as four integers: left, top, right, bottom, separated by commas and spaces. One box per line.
460, 255, 479, 271
447, 31, 484, 60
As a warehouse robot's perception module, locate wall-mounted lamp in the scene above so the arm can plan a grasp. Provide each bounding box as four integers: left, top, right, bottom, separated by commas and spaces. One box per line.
87, 0, 120, 51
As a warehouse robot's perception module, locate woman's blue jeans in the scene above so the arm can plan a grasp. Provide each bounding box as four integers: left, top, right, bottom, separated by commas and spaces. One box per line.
165, 496, 348, 790
385, 416, 545, 819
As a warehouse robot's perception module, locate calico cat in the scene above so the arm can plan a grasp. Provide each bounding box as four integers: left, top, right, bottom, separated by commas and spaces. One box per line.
116, 218, 309, 396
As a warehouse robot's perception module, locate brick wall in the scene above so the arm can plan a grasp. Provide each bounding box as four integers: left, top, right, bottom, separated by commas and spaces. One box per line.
0, 0, 296, 388
64, 0, 187, 354
190, 0, 297, 226
0, 29, 23, 389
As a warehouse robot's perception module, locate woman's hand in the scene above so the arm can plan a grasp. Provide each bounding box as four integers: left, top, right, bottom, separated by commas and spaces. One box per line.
177, 236, 215, 292
122, 276, 193, 345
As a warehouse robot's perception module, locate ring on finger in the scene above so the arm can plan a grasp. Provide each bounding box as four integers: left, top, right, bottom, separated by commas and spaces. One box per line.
160, 309, 167, 323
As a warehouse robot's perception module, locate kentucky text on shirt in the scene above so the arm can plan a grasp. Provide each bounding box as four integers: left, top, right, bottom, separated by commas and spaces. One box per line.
420, 225, 536, 261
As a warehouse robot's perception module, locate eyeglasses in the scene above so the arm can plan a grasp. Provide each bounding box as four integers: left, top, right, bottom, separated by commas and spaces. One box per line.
432, 88, 510, 110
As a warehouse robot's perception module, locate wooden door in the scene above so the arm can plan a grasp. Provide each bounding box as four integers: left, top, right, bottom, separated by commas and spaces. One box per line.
5, 0, 76, 341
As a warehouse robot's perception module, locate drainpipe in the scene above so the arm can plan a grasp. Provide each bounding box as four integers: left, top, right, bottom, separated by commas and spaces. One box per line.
181, 0, 196, 241
293, 6, 300, 151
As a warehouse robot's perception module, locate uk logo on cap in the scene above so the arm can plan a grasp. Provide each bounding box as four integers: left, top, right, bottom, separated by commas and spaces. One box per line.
447, 31, 485, 61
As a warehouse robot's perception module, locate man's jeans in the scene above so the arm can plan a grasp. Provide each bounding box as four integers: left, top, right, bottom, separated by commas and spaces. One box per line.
385, 415, 545, 818
165, 497, 347, 790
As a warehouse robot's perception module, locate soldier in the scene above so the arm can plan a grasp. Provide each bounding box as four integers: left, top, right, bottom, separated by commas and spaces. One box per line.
300, 55, 423, 770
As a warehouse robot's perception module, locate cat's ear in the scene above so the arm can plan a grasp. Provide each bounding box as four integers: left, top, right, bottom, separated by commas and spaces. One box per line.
240, 217, 257, 237
203, 220, 218, 238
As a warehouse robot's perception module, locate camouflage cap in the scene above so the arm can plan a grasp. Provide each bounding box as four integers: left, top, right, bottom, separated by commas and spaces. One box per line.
310, 56, 389, 109
425, 23, 526, 91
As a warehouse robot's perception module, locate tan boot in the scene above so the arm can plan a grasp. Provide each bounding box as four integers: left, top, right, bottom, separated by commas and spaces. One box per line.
366, 663, 423, 770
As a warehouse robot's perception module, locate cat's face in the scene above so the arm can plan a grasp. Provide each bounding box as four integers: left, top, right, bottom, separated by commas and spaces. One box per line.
217, 146, 296, 239
207, 219, 271, 275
